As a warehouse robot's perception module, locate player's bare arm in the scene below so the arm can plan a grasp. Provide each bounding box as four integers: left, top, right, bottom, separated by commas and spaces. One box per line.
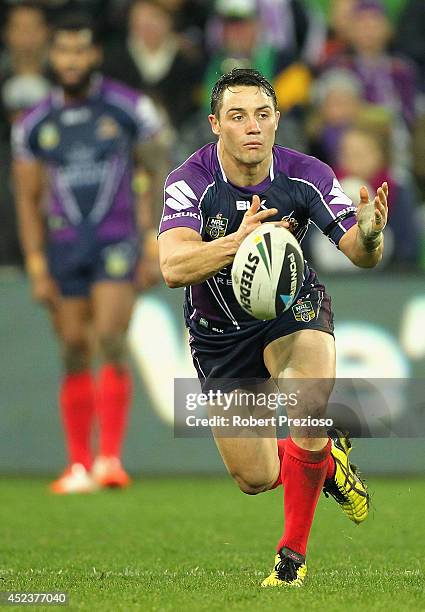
339, 182, 388, 268
159, 195, 289, 287
13, 158, 59, 308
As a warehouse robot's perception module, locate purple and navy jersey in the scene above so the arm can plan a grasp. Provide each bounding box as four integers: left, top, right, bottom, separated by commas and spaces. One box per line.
12, 74, 162, 242
159, 142, 357, 328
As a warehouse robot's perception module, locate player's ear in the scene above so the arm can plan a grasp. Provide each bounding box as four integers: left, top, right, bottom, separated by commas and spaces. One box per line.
208, 114, 220, 136
274, 110, 280, 131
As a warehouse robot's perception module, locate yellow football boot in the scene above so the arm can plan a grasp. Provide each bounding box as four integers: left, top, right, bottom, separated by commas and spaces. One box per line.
323, 428, 369, 524
261, 548, 307, 588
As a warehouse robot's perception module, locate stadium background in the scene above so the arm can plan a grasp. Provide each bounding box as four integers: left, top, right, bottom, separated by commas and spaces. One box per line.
0, 0, 424, 477
0, 2, 424, 609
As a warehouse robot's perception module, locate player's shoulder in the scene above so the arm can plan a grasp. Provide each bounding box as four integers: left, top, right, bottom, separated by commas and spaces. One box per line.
101, 76, 142, 106
165, 143, 218, 197
100, 75, 161, 132
14, 95, 53, 134
273, 144, 335, 194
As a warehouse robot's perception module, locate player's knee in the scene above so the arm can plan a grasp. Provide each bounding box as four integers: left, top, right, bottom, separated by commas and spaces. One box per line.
286, 381, 332, 420
98, 333, 128, 366
62, 340, 90, 374
232, 470, 277, 496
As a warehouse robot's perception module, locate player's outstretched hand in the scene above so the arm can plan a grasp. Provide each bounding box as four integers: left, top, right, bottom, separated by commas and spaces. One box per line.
31, 273, 60, 310
234, 195, 288, 244
357, 182, 388, 240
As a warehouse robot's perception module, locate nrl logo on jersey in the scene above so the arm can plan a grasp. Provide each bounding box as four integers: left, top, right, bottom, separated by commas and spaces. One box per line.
205, 213, 228, 239
38, 122, 60, 150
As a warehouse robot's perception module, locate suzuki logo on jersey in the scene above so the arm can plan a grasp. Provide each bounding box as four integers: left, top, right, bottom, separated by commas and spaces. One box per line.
236, 199, 266, 211
165, 180, 198, 211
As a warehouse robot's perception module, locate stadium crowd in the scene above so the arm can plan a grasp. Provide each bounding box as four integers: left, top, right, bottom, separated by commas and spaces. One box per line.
0, 0, 424, 272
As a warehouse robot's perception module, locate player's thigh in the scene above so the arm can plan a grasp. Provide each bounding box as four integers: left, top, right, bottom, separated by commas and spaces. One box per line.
91, 281, 135, 336
264, 329, 336, 380
264, 329, 335, 428
208, 384, 280, 494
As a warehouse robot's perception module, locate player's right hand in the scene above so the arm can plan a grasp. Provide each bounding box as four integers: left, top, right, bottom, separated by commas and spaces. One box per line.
234, 195, 288, 244
31, 273, 60, 310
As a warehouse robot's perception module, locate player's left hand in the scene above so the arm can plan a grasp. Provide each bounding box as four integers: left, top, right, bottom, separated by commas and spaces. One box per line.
356, 182, 388, 238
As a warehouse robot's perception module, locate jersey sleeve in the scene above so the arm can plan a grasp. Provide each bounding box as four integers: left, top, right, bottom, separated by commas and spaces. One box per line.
303, 158, 357, 246
10, 115, 39, 161
159, 161, 213, 236
133, 93, 163, 141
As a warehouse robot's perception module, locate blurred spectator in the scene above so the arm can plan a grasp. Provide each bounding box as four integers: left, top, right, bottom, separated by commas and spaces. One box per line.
306, 68, 365, 166
157, 0, 211, 50
318, 0, 356, 66
203, 0, 277, 95
203, 0, 312, 112
336, 125, 420, 266
0, 3, 50, 267
394, 0, 425, 92
256, 0, 326, 67
0, 3, 49, 79
411, 114, 425, 201
327, 0, 418, 128
103, 0, 204, 130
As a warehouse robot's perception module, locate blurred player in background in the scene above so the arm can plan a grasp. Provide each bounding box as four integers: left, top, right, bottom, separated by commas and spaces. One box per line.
12, 14, 167, 494
158, 69, 388, 587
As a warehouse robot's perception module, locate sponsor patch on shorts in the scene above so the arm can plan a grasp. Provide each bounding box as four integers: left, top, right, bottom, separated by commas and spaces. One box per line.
292, 299, 315, 322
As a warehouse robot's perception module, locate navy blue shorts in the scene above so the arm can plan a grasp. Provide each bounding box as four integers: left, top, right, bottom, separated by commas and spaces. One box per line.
47, 237, 139, 297
188, 276, 334, 393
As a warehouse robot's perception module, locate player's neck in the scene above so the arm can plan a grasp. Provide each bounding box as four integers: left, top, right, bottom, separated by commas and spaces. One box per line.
218, 141, 272, 187
62, 87, 90, 104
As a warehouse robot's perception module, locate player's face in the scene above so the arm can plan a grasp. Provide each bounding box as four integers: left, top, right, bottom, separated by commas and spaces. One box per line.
209, 86, 279, 166
49, 30, 101, 94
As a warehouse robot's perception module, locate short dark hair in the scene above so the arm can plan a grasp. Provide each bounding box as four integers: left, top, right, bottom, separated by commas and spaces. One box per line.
210, 69, 277, 116
51, 13, 100, 46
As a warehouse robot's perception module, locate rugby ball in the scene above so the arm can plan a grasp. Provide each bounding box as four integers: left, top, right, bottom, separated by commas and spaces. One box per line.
231, 224, 304, 320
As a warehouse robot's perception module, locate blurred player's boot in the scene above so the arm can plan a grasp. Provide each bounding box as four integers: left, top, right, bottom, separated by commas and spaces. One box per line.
50, 463, 98, 494
91, 456, 131, 489
323, 428, 369, 524
261, 548, 307, 587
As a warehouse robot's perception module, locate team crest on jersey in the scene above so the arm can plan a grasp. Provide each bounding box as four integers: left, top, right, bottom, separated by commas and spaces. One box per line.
205, 213, 228, 239
292, 300, 315, 322
38, 123, 60, 150
104, 244, 132, 278
96, 116, 120, 140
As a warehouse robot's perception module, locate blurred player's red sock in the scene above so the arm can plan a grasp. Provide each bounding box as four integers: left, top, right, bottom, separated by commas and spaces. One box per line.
60, 371, 95, 470
271, 438, 335, 488
97, 365, 131, 458
277, 437, 331, 556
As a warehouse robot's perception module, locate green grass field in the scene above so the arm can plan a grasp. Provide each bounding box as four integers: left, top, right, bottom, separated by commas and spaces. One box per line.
1, 476, 424, 611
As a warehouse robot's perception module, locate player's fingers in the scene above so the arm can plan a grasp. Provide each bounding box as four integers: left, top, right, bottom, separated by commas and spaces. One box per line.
374, 193, 386, 215
246, 194, 261, 216
279, 220, 291, 229
254, 207, 278, 222
373, 198, 386, 228
382, 181, 389, 198
377, 186, 388, 210
359, 185, 370, 204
